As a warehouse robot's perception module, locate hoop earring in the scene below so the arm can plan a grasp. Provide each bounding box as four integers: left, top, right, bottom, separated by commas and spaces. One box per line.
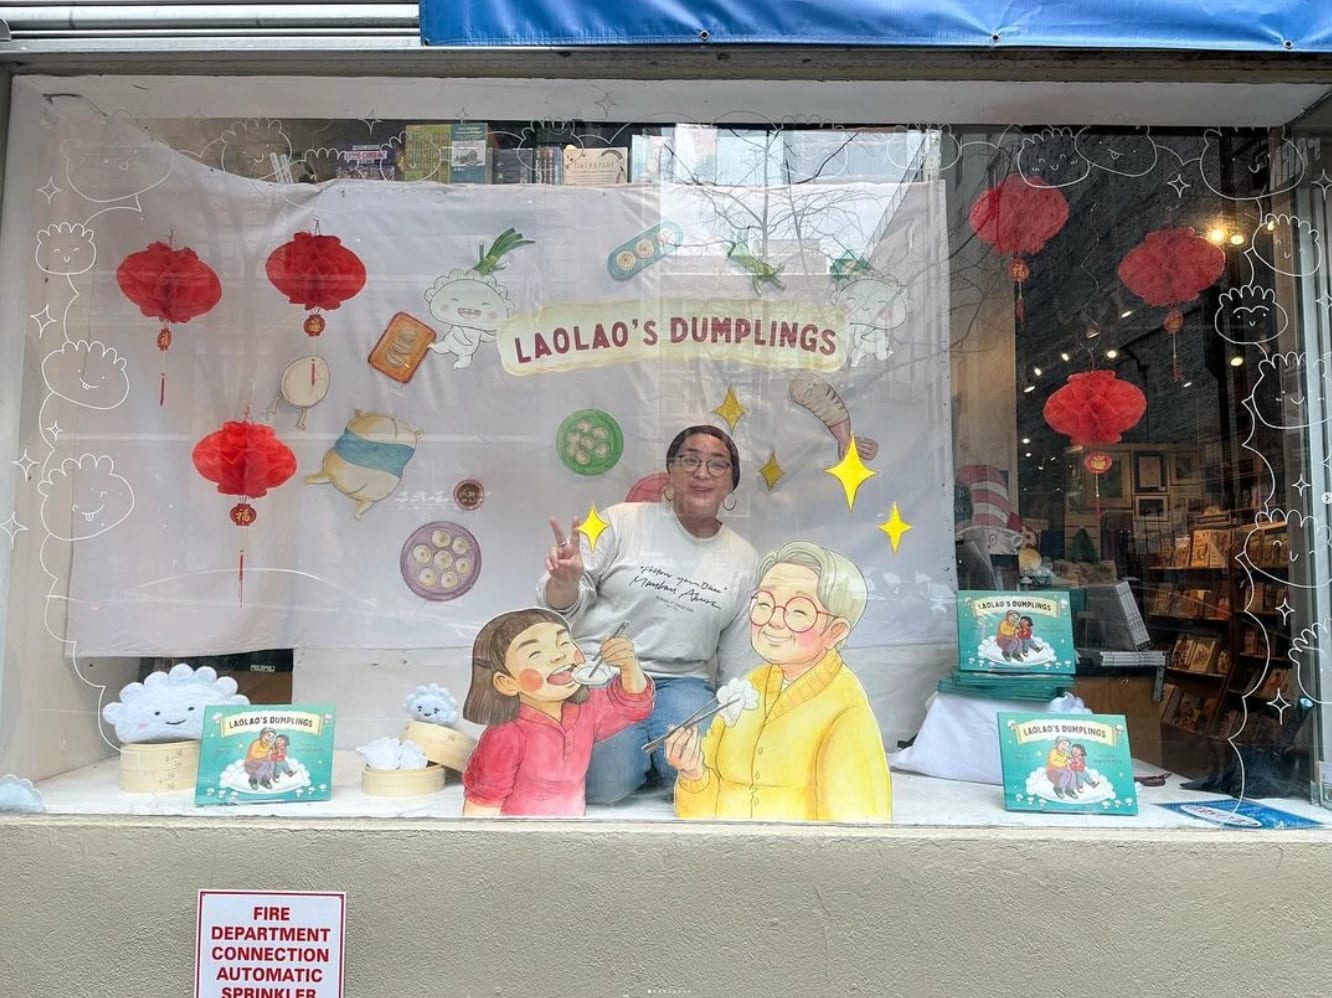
663, 485, 675, 502
722, 495, 737, 512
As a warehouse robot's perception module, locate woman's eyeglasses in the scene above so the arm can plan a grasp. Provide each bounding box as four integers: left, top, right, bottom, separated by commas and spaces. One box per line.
749, 592, 828, 633
673, 452, 733, 477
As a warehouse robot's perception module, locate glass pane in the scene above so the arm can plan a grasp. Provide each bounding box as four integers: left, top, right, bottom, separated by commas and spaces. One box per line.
0, 78, 1326, 829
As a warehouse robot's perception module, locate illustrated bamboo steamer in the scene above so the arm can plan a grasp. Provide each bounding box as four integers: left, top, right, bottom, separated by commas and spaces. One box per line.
401, 721, 476, 772
361, 763, 446, 797
119, 740, 200, 793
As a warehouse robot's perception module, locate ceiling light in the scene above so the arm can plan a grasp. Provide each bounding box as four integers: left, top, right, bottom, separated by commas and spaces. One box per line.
1060, 351, 1071, 362
1207, 226, 1226, 244
1022, 437, 1031, 444
1230, 355, 1245, 367
1105, 348, 1119, 360
1025, 451, 1033, 458
1229, 232, 1245, 246
1032, 366, 1043, 377
1119, 310, 1134, 319
1023, 383, 1036, 394
1182, 380, 1194, 388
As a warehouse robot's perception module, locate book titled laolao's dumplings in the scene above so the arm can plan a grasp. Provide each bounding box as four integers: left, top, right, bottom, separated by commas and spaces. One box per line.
956, 590, 1076, 675
195, 704, 336, 806
996, 712, 1137, 815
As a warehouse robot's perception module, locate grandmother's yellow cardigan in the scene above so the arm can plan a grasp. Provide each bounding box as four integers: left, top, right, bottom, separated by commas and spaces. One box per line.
674, 650, 892, 822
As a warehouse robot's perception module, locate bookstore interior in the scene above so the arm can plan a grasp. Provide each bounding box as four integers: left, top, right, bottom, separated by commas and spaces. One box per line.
1, 74, 1330, 830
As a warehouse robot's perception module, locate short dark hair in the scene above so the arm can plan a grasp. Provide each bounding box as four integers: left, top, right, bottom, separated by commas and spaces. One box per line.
666, 425, 741, 490
462, 607, 588, 726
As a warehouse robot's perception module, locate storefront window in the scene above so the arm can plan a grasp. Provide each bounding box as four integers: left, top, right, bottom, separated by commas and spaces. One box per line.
0, 76, 1326, 828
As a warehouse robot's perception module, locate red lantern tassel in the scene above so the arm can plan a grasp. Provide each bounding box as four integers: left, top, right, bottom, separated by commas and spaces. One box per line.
157, 326, 172, 406
238, 546, 245, 606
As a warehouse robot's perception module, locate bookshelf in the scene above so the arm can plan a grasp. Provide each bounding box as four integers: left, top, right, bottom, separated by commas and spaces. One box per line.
1146, 516, 1310, 780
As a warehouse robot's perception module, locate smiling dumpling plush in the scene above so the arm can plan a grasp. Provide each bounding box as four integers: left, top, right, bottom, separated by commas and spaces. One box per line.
405, 683, 459, 727
102, 663, 250, 743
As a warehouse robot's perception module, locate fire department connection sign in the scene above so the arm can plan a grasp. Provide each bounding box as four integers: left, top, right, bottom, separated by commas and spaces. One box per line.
196, 891, 346, 998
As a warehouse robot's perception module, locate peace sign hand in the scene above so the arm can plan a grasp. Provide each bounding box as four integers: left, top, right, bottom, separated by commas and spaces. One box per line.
546, 516, 585, 584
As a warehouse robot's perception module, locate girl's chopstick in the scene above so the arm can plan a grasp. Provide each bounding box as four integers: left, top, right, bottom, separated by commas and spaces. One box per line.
579, 621, 629, 681
641, 698, 739, 754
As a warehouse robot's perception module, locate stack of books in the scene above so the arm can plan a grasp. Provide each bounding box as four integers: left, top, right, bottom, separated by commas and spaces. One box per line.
940, 591, 1078, 702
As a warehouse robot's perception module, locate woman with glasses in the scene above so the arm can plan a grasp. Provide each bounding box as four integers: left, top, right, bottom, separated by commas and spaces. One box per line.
538, 425, 758, 805
665, 540, 892, 822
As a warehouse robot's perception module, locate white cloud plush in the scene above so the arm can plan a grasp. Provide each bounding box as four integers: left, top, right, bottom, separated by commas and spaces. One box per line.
102, 663, 249, 743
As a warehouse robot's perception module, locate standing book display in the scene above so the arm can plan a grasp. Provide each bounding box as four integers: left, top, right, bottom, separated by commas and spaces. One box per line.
937, 591, 1077, 700
997, 712, 1137, 815
196, 705, 336, 806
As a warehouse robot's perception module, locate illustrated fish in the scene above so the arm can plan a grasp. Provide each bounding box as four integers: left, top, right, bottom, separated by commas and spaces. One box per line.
789, 372, 879, 461
726, 242, 785, 295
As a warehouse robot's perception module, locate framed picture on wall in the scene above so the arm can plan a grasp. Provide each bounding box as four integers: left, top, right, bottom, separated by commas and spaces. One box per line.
1135, 495, 1167, 520
1133, 451, 1167, 493
1170, 450, 1201, 486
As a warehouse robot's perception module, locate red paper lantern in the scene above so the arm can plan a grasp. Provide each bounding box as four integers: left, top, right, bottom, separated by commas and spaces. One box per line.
266, 231, 366, 329
116, 241, 222, 405
1043, 370, 1147, 448
1045, 370, 1147, 518
192, 420, 297, 604
969, 175, 1070, 324
1118, 227, 1226, 380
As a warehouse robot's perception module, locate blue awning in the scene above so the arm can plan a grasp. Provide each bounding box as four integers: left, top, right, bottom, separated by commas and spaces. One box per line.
421, 0, 1332, 51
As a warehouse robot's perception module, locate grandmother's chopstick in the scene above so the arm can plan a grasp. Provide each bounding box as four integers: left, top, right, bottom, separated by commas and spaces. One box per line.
641, 698, 740, 754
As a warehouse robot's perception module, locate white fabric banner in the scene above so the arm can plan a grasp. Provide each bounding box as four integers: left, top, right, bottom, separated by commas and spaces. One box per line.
26, 122, 955, 655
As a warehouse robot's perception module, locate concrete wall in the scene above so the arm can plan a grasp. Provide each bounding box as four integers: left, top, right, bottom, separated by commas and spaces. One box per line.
3, 816, 1329, 997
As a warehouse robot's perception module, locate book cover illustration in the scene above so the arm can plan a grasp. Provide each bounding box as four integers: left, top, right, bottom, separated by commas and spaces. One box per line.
956, 591, 1076, 674
1158, 799, 1323, 829
997, 712, 1138, 814
195, 704, 336, 806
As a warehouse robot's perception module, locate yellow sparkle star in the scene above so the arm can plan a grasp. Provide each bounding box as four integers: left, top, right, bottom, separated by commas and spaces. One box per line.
824, 437, 877, 511
878, 502, 913, 553
576, 502, 611, 553
711, 385, 748, 432
759, 450, 784, 491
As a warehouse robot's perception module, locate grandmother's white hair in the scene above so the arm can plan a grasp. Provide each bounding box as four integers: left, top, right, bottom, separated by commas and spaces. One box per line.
756, 541, 867, 636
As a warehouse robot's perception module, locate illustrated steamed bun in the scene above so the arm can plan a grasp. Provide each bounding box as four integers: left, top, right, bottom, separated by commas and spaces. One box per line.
0, 774, 44, 814
102, 663, 250, 743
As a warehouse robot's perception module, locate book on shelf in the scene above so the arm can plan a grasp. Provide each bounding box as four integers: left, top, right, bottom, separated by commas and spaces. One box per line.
1213, 649, 1231, 676
1170, 636, 1195, 671
1170, 535, 1193, 568
1149, 585, 1175, 617
491, 147, 534, 184
449, 122, 490, 183
1160, 683, 1182, 724
402, 124, 452, 182
562, 145, 630, 185
1186, 636, 1218, 673
333, 140, 399, 180
1172, 693, 1215, 732
1190, 528, 1231, 568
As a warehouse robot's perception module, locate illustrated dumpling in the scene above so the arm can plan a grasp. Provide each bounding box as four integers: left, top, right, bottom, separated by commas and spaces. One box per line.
102, 663, 250, 743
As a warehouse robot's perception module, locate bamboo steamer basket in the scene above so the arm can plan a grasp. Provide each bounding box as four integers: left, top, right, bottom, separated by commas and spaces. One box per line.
401, 721, 477, 772
361, 763, 446, 797
119, 740, 200, 793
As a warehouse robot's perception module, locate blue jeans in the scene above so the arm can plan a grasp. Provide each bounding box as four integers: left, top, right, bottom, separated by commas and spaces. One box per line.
584, 676, 715, 805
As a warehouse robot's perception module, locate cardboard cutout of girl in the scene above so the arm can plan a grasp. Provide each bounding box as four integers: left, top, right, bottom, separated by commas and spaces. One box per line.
461, 607, 653, 817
